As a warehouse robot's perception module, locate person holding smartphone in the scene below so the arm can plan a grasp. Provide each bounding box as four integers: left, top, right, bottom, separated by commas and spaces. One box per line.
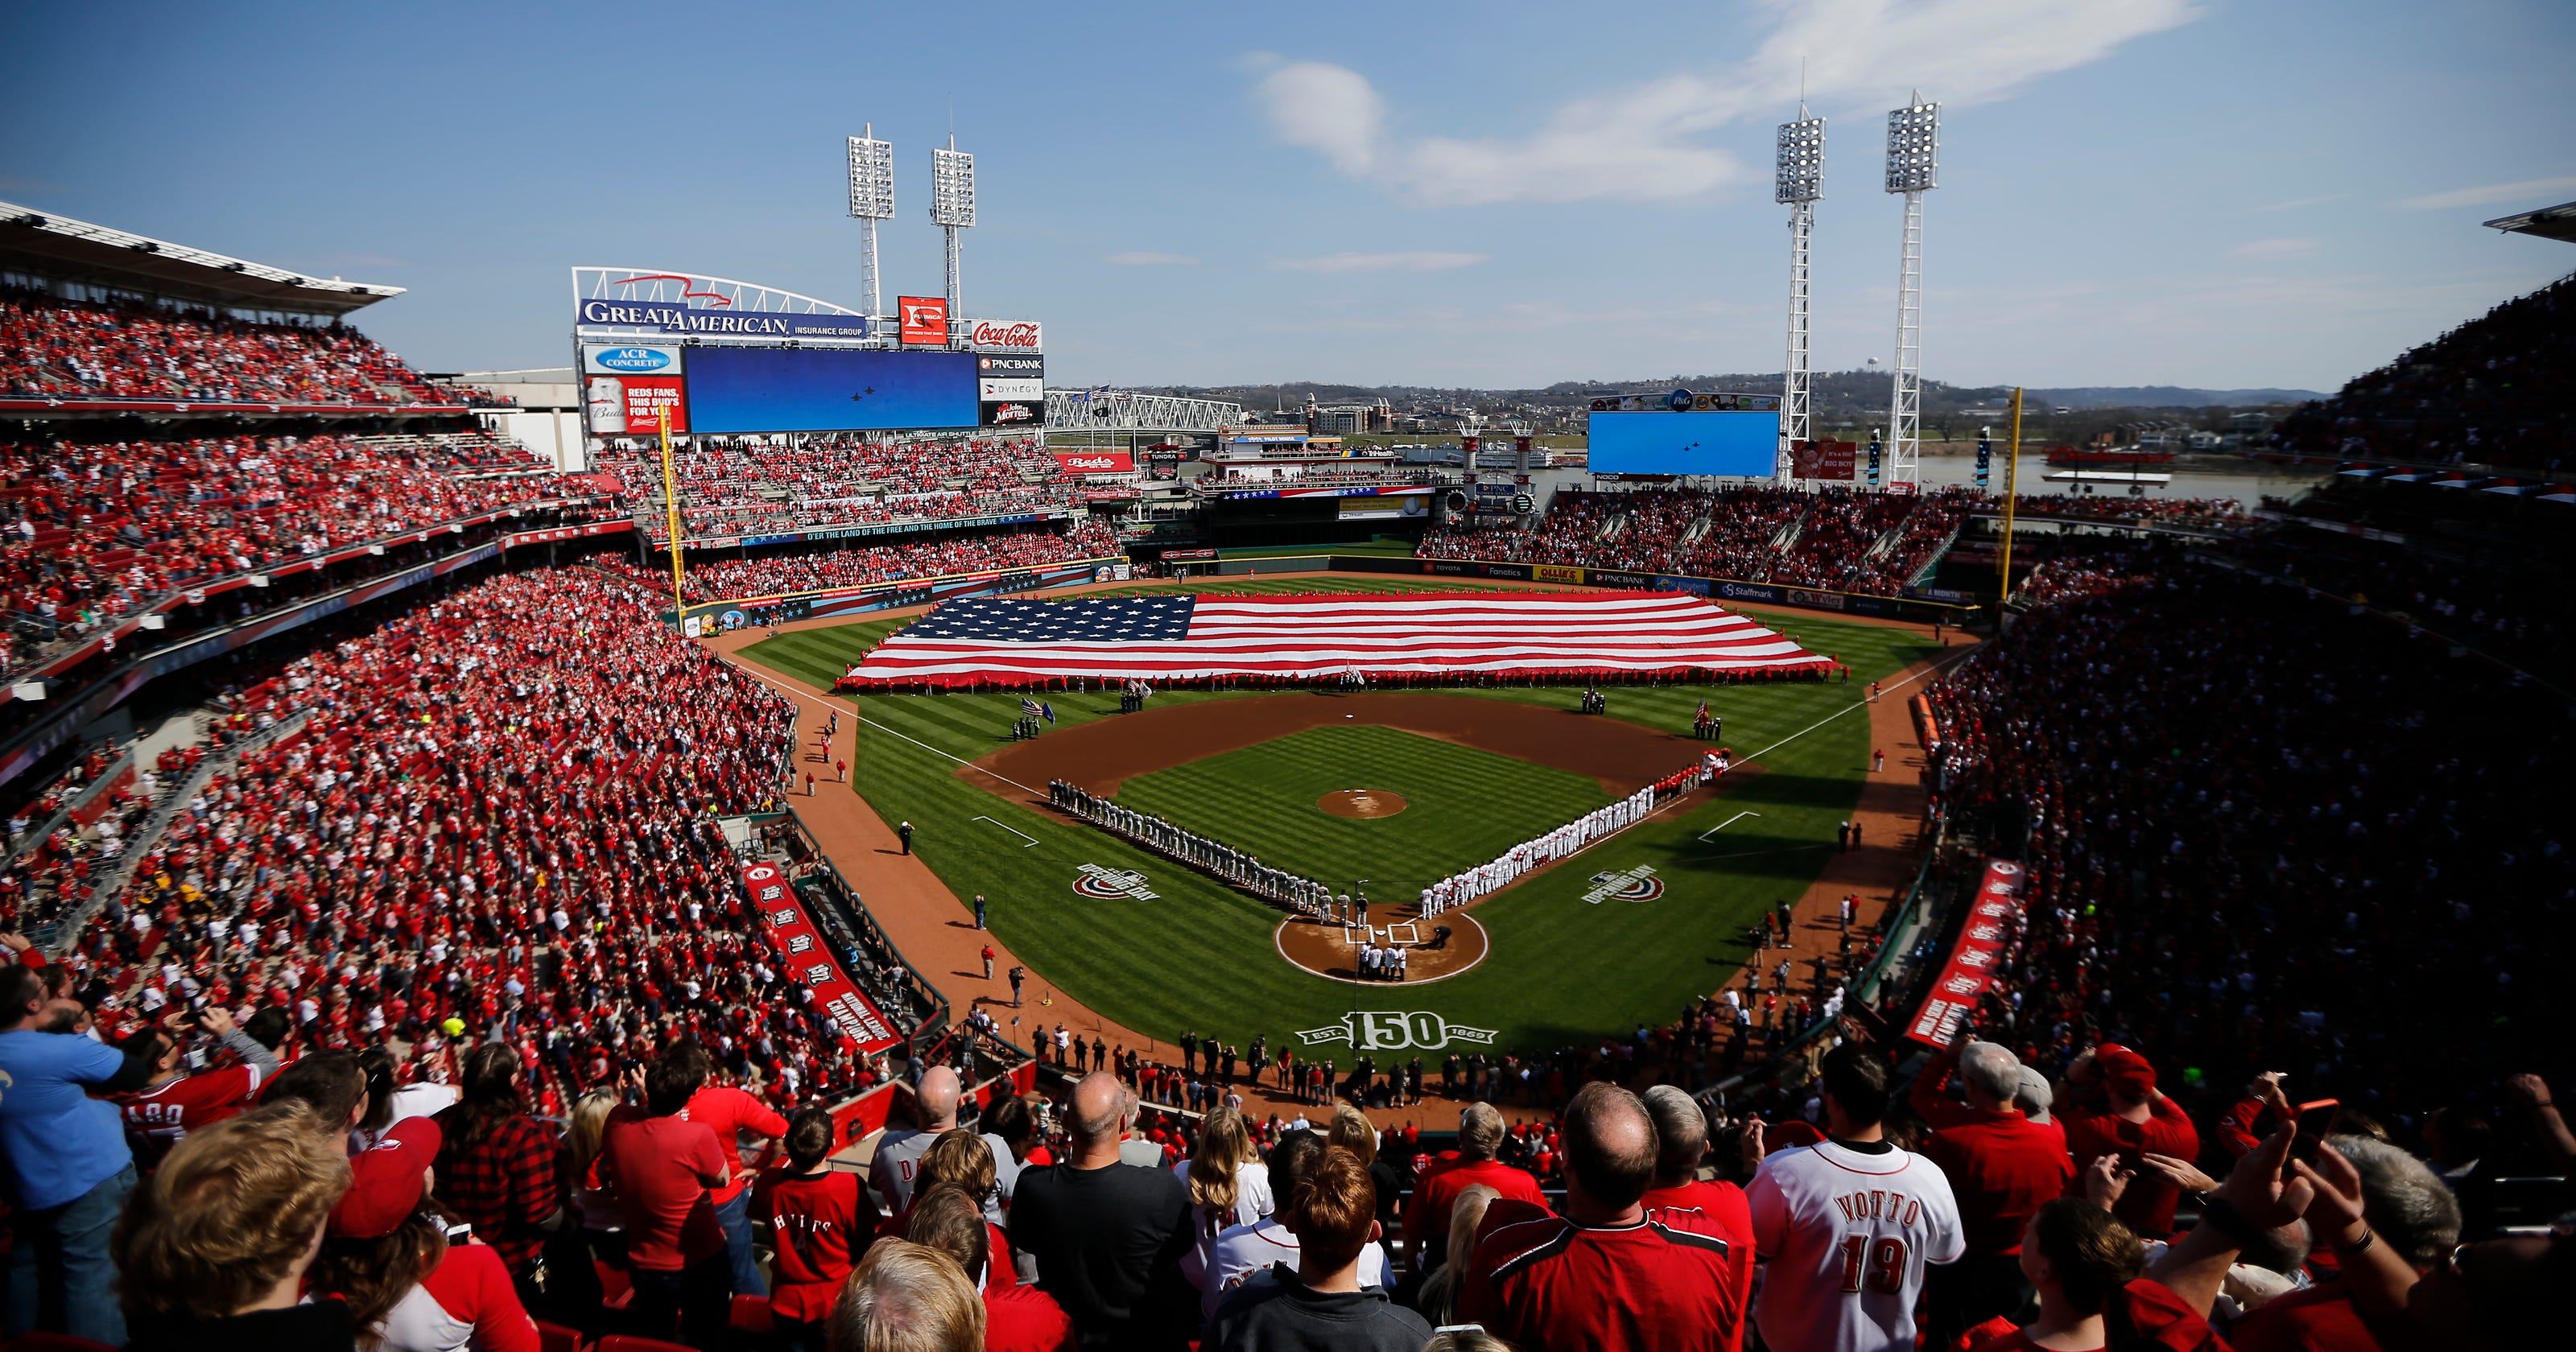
2057, 1045, 2200, 1239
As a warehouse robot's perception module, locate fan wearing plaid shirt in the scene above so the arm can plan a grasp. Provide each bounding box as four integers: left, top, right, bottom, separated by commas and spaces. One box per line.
432, 1045, 568, 1294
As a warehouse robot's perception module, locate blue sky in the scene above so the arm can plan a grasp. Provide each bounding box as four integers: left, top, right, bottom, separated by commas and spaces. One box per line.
4, 0, 2570, 391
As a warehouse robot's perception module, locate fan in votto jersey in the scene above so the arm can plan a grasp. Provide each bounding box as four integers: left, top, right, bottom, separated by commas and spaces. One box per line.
1747, 1042, 1968, 1352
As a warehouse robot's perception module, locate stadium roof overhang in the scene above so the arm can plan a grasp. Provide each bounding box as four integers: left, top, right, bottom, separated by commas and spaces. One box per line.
0, 200, 402, 317
2483, 200, 2576, 245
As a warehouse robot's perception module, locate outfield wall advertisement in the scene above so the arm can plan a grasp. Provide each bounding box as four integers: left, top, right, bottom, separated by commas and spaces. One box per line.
674, 557, 1119, 629
1348, 555, 1978, 620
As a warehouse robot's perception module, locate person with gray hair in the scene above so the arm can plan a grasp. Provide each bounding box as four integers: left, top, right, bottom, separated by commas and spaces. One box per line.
1006, 1071, 1195, 1350
1400, 1101, 1546, 1273
1910, 1036, 2075, 1345
1638, 1086, 1756, 1321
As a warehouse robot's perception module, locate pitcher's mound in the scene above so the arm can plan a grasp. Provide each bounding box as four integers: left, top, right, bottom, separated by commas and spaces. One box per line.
1318, 789, 1408, 818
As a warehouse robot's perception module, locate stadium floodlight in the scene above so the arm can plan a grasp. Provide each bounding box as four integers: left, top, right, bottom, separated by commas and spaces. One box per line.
1777, 109, 1825, 485
930, 137, 976, 346
1775, 113, 1827, 205
1884, 98, 1939, 193
1884, 93, 1938, 491
847, 126, 895, 327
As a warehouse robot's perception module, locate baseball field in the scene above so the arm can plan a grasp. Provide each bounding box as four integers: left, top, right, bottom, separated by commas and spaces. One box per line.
739, 575, 1941, 1060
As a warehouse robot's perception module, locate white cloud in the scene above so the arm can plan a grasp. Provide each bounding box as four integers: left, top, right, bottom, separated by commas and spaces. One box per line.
1103, 251, 1199, 266
2228, 237, 2317, 260
1254, 0, 2200, 205
2395, 176, 2576, 211
2255, 193, 2350, 212
1265, 251, 1490, 274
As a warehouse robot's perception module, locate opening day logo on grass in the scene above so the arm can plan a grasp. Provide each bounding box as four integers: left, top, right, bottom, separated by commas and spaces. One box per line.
1296, 1012, 1499, 1050
1583, 864, 1666, 905
1073, 864, 1158, 901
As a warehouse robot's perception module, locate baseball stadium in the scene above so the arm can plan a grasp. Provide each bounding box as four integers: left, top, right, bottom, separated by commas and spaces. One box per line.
4, 7, 2574, 1352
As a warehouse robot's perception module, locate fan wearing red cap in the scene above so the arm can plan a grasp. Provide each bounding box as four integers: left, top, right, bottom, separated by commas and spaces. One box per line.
309, 1118, 539, 1352
2058, 1044, 2202, 1239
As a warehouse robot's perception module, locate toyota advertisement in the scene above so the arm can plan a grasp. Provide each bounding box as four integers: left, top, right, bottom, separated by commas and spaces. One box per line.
1587, 409, 1781, 476
684, 347, 979, 434
581, 343, 687, 435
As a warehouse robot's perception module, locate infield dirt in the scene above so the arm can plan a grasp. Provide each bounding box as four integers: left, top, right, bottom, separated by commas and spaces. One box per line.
965, 690, 1716, 807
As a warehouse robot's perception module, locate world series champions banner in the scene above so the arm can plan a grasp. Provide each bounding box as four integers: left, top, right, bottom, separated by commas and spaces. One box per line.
739, 861, 904, 1053
1905, 858, 2025, 1049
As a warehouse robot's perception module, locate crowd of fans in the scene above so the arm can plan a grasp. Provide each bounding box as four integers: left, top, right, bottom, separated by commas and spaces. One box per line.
2268, 271, 2574, 472
662, 521, 1121, 602
0, 431, 588, 678
2, 288, 459, 406
593, 438, 1077, 543
1419, 486, 1977, 596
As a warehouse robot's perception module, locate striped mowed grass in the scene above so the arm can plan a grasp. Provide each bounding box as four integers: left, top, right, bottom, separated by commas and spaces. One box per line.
737, 576, 1943, 1053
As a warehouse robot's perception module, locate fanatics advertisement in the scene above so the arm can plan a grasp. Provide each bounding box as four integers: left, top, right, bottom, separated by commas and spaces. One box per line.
740, 860, 903, 1053
684, 347, 978, 434
898, 295, 949, 344
1907, 858, 2025, 1049
1587, 409, 1781, 476
574, 299, 870, 340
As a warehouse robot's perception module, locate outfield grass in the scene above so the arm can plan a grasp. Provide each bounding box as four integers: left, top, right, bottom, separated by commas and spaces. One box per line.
738, 575, 1942, 1056
1114, 726, 1609, 890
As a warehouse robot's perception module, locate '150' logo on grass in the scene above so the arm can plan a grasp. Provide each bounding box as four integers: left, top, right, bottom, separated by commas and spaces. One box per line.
1073, 864, 1158, 901
1296, 1012, 1499, 1051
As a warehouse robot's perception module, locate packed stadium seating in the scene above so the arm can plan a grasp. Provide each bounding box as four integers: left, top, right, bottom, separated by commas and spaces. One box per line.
2, 286, 460, 405
2268, 271, 2574, 471
0, 431, 585, 679
662, 519, 1120, 601
593, 435, 1073, 542
1419, 485, 1979, 595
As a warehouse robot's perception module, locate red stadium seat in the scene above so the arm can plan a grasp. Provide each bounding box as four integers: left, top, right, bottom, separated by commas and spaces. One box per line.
535, 1321, 585, 1352
729, 1294, 777, 1333
596, 1337, 696, 1352
9, 1337, 120, 1352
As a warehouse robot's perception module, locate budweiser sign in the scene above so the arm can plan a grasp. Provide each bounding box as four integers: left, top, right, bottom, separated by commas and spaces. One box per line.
970, 319, 1042, 350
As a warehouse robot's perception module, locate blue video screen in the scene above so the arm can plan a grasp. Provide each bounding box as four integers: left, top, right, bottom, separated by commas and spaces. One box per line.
1587, 410, 1781, 476
685, 347, 979, 434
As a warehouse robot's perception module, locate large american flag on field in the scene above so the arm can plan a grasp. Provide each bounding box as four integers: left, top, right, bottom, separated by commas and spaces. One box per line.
835, 591, 1831, 689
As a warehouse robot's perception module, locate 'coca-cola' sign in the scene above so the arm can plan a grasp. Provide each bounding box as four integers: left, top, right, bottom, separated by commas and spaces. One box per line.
970, 319, 1042, 351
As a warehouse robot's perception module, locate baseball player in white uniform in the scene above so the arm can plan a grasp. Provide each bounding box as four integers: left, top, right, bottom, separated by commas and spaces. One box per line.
1744, 1044, 1963, 1352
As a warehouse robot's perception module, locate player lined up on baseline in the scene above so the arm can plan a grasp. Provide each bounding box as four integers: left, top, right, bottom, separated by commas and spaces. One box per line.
1419, 769, 1680, 914
1046, 780, 1338, 916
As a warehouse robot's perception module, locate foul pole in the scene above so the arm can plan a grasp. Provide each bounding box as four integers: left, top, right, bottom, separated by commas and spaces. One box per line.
1884, 95, 1939, 491
1998, 388, 2023, 618
1776, 108, 1826, 485
658, 406, 685, 620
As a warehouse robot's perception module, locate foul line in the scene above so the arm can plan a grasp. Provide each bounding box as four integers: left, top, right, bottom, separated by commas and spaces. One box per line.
1734, 645, 1979, 772
974, 815, 1039, 848
1698, 810, 1761, 842
859, 715, 1046, 796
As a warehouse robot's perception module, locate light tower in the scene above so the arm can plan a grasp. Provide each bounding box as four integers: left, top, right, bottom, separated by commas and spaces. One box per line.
845, 126, 894, 328
1775, 107, 1826, 485
1883, 93, 1939, 491
929, 135, 977, 348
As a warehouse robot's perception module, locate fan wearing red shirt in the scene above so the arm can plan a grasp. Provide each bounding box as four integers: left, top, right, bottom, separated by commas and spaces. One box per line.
1403, 1102, 1549, 1274
673, 1041, 791, 1297
753, 1109, 867, 1352
2227, 1136, 2464, 1352
2057, 1046, 2199, 1239
1968, 1198, 2219, 1352
907, 1182, 1075, 1352
601, 1053, 732, 1346
114, 1007, 280, 1166
1913, 1038, 2076, 1345
1459, 1083, 1743, 1352
1639, 1086, 1756, 1352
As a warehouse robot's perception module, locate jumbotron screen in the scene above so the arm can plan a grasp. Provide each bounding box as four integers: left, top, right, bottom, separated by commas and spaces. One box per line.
685, 346, 979, 434
1587, 410, 1781, 476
